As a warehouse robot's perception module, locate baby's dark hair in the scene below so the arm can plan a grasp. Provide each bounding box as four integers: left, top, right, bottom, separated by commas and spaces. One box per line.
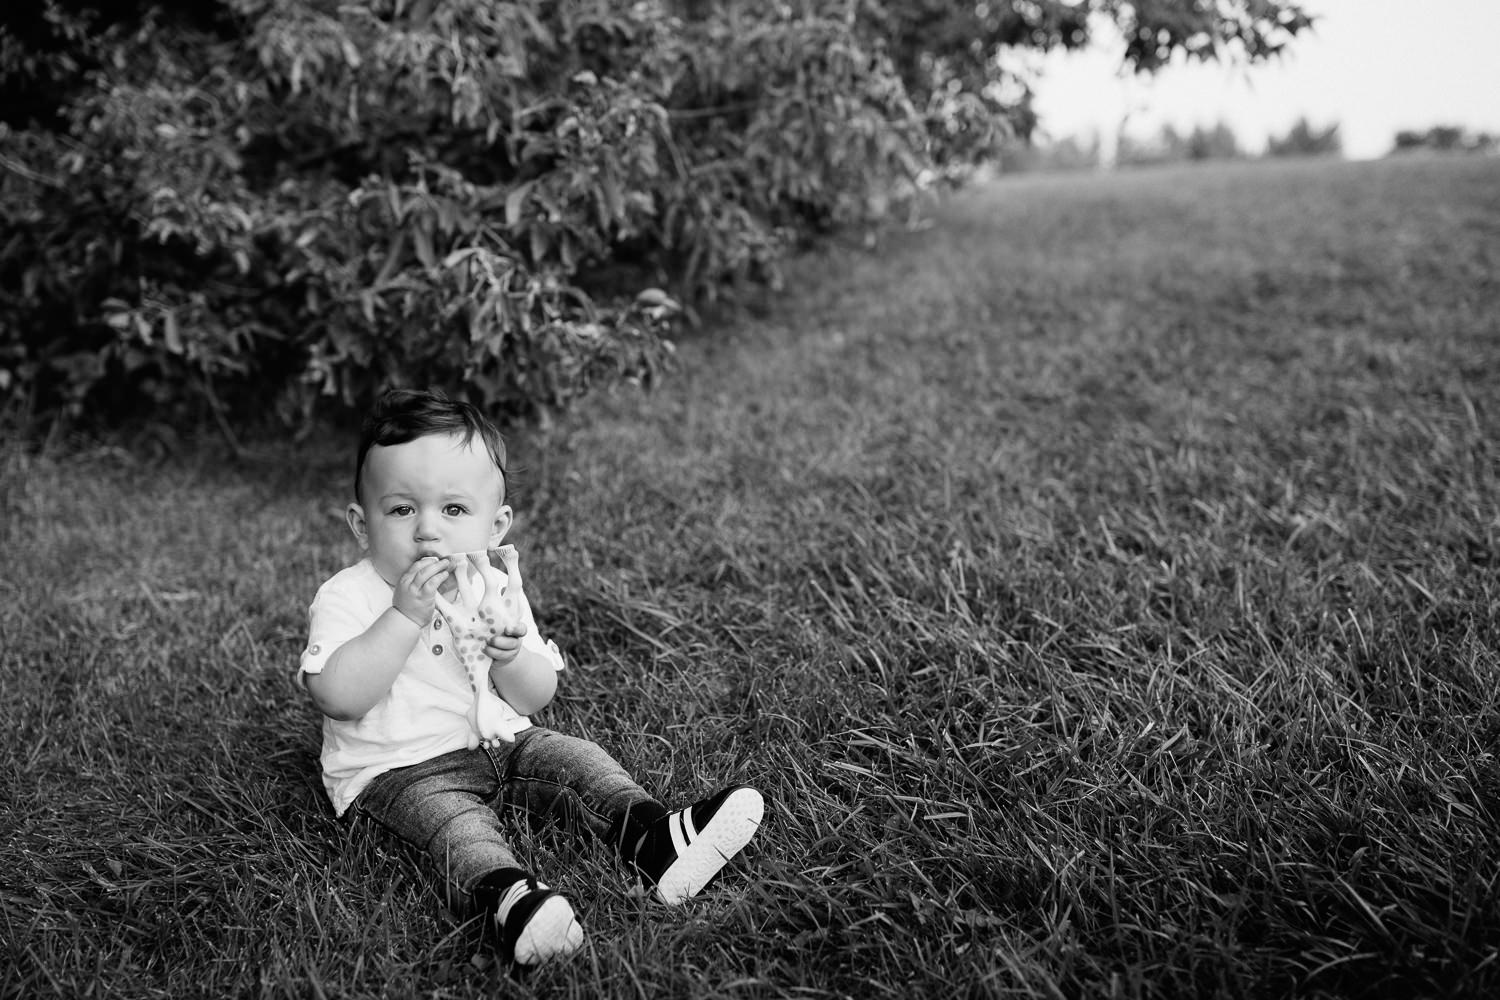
354, 388, 508, 502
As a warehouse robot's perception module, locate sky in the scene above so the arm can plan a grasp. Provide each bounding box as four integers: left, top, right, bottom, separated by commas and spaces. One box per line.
1025, 0, 1500, 160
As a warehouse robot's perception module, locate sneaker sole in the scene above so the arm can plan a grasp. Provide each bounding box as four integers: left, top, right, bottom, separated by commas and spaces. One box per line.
512, 896, 585, 965
654, 787, 764, 905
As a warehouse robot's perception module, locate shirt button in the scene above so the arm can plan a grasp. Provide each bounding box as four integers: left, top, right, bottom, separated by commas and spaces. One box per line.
433, 617, 443, 630
432, 644, 444, 655
308, 644, 321, 655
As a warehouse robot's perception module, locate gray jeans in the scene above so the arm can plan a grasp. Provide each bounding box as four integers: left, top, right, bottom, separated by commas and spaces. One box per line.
351, 727, 661, 913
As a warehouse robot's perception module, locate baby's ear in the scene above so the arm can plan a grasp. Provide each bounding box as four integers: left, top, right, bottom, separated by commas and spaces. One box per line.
489, 503, 514, 547
346, 503, 370, 548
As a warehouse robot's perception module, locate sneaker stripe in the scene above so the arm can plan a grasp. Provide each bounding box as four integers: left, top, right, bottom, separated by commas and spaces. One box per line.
496, 878, 540, 925
652, 787, 763, 905
669, 808, 693, 856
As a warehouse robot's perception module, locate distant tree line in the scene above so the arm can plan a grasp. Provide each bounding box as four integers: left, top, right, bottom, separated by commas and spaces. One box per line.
1265, 117, 1342, 158
1392, 126, 1495, 156
1118, 121, 1250, 167
1000, 115, 1341, 173
1005, 110, 1500, 174
1010, 114, 1500, 175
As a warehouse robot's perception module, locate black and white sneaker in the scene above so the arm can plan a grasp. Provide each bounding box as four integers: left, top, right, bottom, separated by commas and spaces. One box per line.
492, 875, 584, 966
630, 785, 764, 904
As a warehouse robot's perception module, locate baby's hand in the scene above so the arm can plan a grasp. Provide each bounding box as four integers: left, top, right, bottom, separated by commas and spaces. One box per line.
484, 624, 528, 666
393, 556, 452, 627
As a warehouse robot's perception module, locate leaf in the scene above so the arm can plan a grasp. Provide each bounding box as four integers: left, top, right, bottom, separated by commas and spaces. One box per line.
413, 224, 436, 270
529, 226, 551, 264
505, 180, 536, 228
163, 310, 184, 354
599, 170, 623, 225
442, 247, 479, 269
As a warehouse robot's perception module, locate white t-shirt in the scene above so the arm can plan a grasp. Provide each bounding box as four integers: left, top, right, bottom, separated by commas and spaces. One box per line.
299, 559, 545, 815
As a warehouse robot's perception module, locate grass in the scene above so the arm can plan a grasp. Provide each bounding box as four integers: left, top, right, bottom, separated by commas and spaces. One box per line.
4, 153, 1500, 999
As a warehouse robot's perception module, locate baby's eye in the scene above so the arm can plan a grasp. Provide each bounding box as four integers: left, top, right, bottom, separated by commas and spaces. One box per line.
443, 503, 469, 517
389, 504, 415, 517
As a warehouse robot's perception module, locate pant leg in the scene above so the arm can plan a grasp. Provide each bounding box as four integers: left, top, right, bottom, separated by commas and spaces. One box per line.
490, 727, 665, 853
350, 746, 519, 914
351, 730, 667, 916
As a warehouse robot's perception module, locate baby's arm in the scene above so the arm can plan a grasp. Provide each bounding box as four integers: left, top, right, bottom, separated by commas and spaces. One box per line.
306, 556, 451, 721
483, 583, 565, 706
489, 638, 563, 679
306, 609, 421, 720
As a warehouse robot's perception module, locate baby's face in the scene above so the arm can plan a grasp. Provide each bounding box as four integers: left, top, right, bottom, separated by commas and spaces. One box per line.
350, 432, 510, 587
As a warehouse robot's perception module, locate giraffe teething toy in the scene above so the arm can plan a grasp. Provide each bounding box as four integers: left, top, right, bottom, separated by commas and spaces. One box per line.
434, 545, 561, 748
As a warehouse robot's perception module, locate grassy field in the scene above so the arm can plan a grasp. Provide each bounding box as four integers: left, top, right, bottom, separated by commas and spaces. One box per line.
4, 154, 1499, 999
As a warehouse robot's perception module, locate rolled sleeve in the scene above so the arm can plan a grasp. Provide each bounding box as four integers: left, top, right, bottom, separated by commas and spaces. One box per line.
516, 592, 566, 670
301, 569, 388, 679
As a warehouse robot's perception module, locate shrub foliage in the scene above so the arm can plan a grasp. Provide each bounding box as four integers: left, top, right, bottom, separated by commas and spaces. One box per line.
0, 0, 1311, 429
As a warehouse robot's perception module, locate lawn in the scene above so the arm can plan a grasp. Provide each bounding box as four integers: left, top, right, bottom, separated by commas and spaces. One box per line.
3, 154, 1499, 999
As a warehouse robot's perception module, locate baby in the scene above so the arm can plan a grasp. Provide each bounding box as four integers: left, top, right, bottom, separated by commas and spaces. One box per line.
299, 388, 763, 965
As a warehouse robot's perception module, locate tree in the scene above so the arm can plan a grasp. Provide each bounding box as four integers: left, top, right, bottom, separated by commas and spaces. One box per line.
1188, 122, 1242, 161
1392, 126, 1495, 155
997, 132, 1103, 174
1266, 117, 1342, 157
1116, 121, 1242, 167
868, 0, 1312, 162
0, 0, 1314, 432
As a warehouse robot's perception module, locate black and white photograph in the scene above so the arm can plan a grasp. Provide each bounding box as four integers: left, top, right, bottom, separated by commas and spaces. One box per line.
3, 1, 1497, 996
